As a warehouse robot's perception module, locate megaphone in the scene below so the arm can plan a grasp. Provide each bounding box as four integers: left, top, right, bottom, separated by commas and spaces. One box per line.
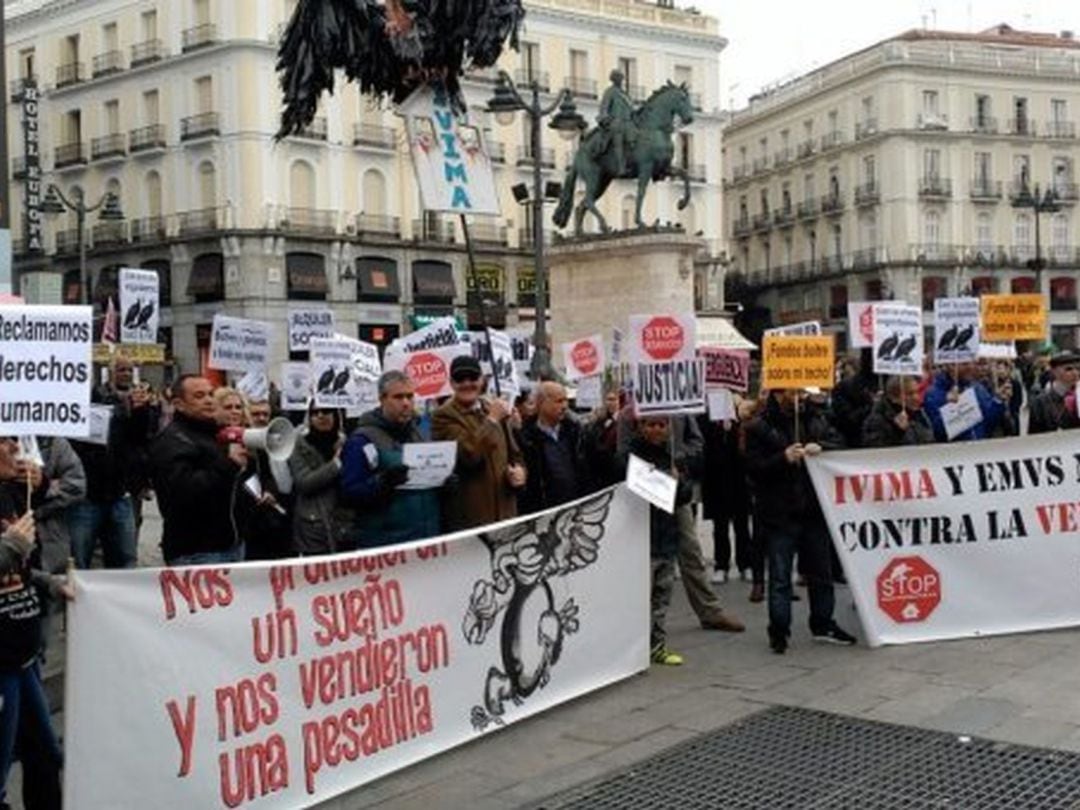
217, 417, 297, 462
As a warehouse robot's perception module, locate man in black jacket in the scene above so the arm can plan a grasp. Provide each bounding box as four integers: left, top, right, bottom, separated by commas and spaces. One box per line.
745, 390, 856, 654
1029, 351, 1080, 434
518, 382, 590, 514
862, 376, 935, 448
150, 375, 248, 565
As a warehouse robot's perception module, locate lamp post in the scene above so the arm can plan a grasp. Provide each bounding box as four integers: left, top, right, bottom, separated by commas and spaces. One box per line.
1011, 182, 1060, 292
40, 184, 125, 306
488, 71, 585, 380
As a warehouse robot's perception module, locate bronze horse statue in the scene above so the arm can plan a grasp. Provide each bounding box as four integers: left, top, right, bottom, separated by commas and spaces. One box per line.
553, 82, 695, 236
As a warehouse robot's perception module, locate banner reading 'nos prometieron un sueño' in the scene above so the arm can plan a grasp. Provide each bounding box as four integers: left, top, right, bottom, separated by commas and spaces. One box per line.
806, 433, 1080, 647
64, 488, 648, 810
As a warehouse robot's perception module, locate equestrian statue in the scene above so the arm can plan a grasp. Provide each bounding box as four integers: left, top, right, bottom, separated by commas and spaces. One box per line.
553, 71, 695, 237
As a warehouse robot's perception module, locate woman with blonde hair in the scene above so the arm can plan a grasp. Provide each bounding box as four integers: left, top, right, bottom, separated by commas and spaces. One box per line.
212, 387, 249, 427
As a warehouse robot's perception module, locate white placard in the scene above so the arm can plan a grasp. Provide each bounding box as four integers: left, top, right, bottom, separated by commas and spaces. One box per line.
280, 362, 312, 411
288, 308, 335, 353
64, 488, 648, 809
119, 268, 159, 345
487, 329, 519, 401
805, 433, 1080, 647
707, 388, 736, 422
399, 441, 457, 490
764, 320, 822, 337
391, 316, 461, 355
0, 305, 92, 437
934, 298, 980, 364
872, 303, 923, 376
978, 342, 1018, 360
311, 337, 360, 409
235, 370, 270, 403
343, 335, 382, 384
385, 344, 469, 402
633, 359, 706, 417
626, 454, 678, 514
562, 334, 606, 382
847, 302, 875, 349
628, 312, 697, 366
87, 405, 113, 446
611, 327, 624, 366
940, 387, 984, 441
574, 375, 603, 410
209, 315, 271, 373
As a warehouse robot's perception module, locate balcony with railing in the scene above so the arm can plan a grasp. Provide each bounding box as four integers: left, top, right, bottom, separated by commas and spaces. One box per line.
852, 247, 885, 270
130, 216, 168, 244
1008, 117, 1036, 137
1008, 180, 1030, 203
970, 179, 1003, 200
821, 193, 844, 215
918, 176, 953, 198
281, 207, 337, 236
854, 181, 880, 206
92, 50, 124, 78
54, 142, 87, 169
796, 139, 815, 159
11, 157, 26, 180
567, 76, 597, 98
1009, 245, 1036, 265
796, 199, 818, 220
9, 76, 36, 102
514, 69, 550, 92
1048, 246, 1079, 267
516, 145, 555, 169
732, 164, 749, 182
752, 156, 769, 175
970, 116, 998, 134
912, 243, 960, 263
91, 221, 127, 247
412, 218, 455, 243
130, 124, 167, 153
468, 222, 508, 246
1046, 121, 1077, 139
773, 148, 792, 168
55, 228, 81, 255
1054, 182, 1080, 202
752, 212, 771, 233
732, 216, 751, 238
773, 207, 795, 228
352, 123, 396, 150
91, 133, 126, 161
820, 130, 845, 151
917, 112, 949, 130
354, 214, 401, 238
178, 207, 222, 237
181, 112, 220, 140
291, 117, 327, 141
131, 39, 166, 67
55, 62, 84, 89
854, 119, 878, 140
182, 24, 218, 52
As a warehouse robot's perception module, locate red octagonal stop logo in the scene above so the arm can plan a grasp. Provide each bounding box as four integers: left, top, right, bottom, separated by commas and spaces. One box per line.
877, 556, 941, 623
571, 340, 600, 375
641, 316, 684, 361
404, 351, 448, 399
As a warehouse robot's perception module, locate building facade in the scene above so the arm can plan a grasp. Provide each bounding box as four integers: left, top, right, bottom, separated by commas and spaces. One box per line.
723, 26, 1080, 350
5, 0, 725, 376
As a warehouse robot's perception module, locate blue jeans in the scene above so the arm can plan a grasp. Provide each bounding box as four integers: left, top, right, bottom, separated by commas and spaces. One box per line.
0, 663, 62, 809
167, 546, 244, 567
765, 523, 835, 639
68, 496, 137, 569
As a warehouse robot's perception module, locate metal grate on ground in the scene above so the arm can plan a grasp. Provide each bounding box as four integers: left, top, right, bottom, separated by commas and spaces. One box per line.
533, 706, 1080, 809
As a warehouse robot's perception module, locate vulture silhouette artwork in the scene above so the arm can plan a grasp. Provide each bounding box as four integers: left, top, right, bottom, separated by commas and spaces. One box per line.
136, 300, 155, 330
275, 0, 525, 138
123, 300, 143, 330
936, 323, 959, 352
316, 366, 337, 393
332, 368, 352, 392
893, 334, 918, 361
877, 332, 901, 360
952, 323, 976, 351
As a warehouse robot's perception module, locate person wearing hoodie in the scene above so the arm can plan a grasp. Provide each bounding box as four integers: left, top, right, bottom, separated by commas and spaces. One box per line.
340, 371, 442, 547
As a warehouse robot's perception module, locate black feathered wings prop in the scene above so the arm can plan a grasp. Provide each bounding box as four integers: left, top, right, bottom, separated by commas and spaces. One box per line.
276, 0, 524, 139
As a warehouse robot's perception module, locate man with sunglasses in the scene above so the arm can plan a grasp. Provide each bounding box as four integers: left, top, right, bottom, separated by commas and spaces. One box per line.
432, 355, 526, 531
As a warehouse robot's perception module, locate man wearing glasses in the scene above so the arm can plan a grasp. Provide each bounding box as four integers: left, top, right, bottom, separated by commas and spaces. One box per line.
432, 355, 526, 531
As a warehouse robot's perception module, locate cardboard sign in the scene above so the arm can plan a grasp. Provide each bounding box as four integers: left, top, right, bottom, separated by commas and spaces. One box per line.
707, 388, 736, 422
209, 315, 271, 373
626, 454, 678, 514
847, 302, 875, 349
941, 386, 984, 441
633, 358, 706, 417
699, 347, 749, 392
761, 335, 835, 391
345, 336, 382, 384
399, 441, 458, 490
311, 338, 359, 409
981, 294, 1047, 342
574, 375, 603, 410
280, 362, 312, 411
562, 334, 605, 382
118, 268, 159, 345
933, 298, 980, 364
628, 312, 696, 365
872, 304, 923, 376
86, 405, 113, 446
288, 308, 335, 352
0, 305, 92, 437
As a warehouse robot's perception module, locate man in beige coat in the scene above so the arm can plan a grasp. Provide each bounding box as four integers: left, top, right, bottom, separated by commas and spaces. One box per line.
432, 356, 526, 531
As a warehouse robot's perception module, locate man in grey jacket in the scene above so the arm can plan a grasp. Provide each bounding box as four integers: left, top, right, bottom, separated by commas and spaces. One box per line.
35, 437, 86, 574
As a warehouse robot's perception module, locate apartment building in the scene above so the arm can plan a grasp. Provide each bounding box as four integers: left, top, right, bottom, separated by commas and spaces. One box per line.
723, 25, 1080, 349
5, 0, 725, 374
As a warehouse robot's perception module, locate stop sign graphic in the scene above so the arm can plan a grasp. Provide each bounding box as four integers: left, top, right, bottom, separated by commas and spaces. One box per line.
876, 556, 941, 623
641, 316, 684, 361
404, 352, 448, 399
571, 340, 600, 375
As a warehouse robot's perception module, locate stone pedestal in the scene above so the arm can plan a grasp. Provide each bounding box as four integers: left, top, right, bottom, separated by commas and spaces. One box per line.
547, 230, 703, 371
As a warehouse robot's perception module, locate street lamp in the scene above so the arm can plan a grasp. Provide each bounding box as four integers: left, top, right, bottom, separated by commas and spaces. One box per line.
1011, 182, 1060, 290
488, 70, 585, 380
41, 184, 125, 306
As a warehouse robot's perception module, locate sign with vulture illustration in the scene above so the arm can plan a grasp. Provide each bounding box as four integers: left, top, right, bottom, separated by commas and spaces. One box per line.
119, 268, 159, 345
933, 298, 980, 364
872, 303, 923, 376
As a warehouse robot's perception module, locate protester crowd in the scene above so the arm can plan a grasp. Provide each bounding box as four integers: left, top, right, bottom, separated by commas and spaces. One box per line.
1, 341, 1077, 809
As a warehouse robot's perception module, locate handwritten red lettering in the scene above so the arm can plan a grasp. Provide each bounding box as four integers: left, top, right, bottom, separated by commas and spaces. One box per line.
252, 608, 298, 663
166, 696, 197, 777
268, 565, 295, 612
215, 673, 279, 741
218, 733, 289, 808
159, 568, 233, 621
311, 576, 405, 647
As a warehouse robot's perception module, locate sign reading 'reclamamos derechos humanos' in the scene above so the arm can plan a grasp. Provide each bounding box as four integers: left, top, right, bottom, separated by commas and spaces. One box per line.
0, 304, 92, 437
64, 488, 649, 810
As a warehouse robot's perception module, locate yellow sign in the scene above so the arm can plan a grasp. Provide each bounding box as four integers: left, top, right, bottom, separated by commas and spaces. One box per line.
762, 335, 835, 390
92, 343, 166, 364
980, 294, 1046, 342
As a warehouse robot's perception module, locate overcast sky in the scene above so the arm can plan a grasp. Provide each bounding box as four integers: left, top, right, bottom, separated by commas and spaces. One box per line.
697, 0, 1080, 109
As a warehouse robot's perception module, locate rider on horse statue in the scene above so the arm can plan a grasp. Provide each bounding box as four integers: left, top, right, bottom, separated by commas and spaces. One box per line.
597, 69, 637, 176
